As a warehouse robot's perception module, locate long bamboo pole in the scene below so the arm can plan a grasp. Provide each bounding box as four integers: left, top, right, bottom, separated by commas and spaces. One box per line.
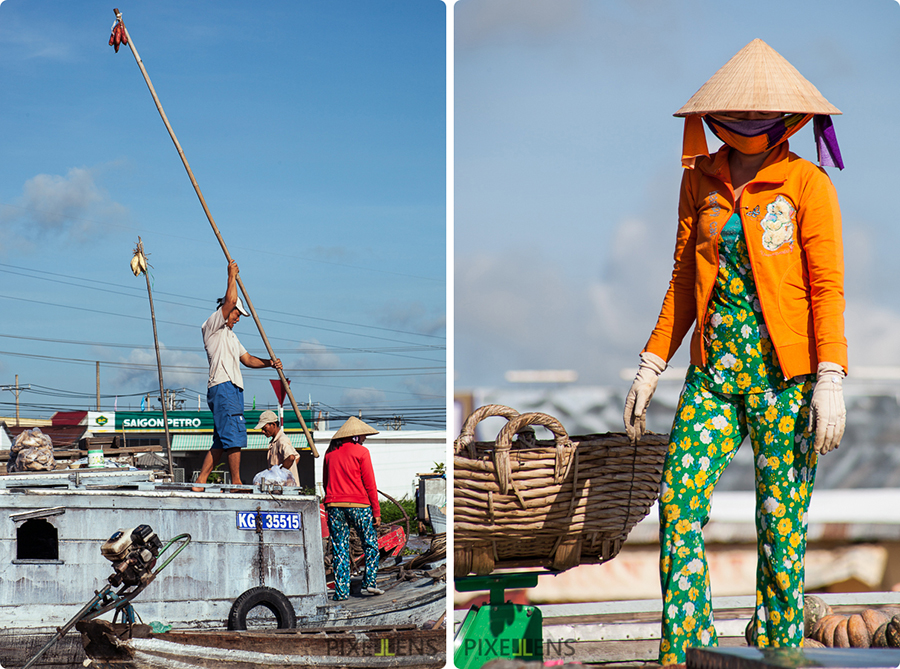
113, 8, 318, 457
135, 237, 175, 478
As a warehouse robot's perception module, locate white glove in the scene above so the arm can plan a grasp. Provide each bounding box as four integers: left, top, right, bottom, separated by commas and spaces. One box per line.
624, 351, 667, 443
808, 362, 846, 455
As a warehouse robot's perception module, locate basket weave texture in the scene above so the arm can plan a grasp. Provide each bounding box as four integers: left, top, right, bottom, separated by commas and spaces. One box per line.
454, 405, 668, 577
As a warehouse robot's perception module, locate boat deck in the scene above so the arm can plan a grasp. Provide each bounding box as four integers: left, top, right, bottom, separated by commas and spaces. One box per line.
319, 558, 446, 629
455, 592, 900, 666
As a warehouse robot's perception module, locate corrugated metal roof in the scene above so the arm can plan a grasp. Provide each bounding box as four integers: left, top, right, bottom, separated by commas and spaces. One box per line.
5, 425, 86, 449
170, 433, 309, 452
171, 434, 270, 451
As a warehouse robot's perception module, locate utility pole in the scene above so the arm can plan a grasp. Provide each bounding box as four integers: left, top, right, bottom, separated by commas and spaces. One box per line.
1, 375, 30, 426
96, 362, 101, 411
131, 238, 174, 479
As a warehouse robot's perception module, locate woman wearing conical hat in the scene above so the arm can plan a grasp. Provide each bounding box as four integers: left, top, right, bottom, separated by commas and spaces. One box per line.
622, 40, 847, 664
323, 416, 384, 600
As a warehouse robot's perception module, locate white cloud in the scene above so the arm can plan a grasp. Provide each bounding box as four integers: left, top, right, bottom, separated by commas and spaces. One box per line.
294, 339, 344, 373
399, 374, 445, 403
456, 0, 587, 49
455, 213, 678, 387
376, 301, 446, 338
0, 167, 128, 253
341, 387, 387, 409
457, 207, 900, 389
113, 345, 206, 390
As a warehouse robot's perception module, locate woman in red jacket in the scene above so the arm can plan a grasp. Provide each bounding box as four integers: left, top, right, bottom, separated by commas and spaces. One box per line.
622, 39, 847, 665
323, 416, 384, 600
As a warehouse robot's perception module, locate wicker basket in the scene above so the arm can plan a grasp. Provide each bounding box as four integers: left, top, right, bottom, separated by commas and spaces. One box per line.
454, 404, 669, 578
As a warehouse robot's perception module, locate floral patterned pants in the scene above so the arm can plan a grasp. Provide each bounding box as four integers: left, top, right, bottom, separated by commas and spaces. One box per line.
327, 506, 379, 600
658, 372, 816, 665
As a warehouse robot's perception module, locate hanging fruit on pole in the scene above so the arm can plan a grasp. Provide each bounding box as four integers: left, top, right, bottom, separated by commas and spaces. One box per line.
108, 10, 128, 52
130, 238, 149, 276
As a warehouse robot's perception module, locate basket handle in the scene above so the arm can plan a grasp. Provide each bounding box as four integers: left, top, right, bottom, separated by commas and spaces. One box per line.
494, 412, 573, 497
454, 404, 521, 458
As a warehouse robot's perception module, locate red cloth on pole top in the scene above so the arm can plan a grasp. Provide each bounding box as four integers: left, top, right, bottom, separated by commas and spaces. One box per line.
269, 378, 290, 406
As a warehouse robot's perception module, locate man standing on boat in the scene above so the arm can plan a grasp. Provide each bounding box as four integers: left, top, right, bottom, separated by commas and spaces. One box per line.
194, 260, 282, 489
254, 409, 300, 486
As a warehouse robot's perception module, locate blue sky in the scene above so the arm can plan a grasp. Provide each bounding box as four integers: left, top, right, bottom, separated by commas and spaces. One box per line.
0, 0, 446, 428
455, 0, 900, 390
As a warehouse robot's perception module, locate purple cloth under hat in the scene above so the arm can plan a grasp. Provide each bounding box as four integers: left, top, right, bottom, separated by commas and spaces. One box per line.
814, 115, 844, 170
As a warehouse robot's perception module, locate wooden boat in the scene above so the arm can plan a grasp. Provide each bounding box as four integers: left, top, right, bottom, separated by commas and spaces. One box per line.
78, 619, 446, 668
0, 470, 445, 668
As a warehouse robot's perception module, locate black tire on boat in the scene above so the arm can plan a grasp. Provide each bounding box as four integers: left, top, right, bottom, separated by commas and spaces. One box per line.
227, 586, 296, 630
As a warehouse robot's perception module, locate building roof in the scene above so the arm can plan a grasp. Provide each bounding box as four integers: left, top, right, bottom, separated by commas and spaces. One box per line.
3, 424, 87, 449
0, 417, 52, 428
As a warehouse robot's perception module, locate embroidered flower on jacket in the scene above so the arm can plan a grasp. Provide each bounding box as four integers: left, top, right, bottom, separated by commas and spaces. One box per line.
760, 195, 796, 252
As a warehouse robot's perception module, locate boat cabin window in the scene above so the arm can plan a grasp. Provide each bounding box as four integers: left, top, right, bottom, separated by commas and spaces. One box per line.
16, 518, 59, 560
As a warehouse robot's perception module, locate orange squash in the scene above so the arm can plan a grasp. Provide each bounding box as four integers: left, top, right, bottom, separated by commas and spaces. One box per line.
862, 609, 890, 637
813, 614, 846, 647
832, 617, 851, 648
847, 613, 871, 648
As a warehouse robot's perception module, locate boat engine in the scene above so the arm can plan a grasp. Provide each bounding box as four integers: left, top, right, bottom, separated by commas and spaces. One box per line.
100, 524, 163, 587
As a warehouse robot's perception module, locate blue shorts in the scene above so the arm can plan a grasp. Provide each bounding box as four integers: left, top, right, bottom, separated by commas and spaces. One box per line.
207, 382, 247, 450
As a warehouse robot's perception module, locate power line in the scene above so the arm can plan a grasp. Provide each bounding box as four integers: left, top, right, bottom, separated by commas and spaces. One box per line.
0, 331, 440, 356
0, 330, 443, 361
0, 348, 444, 379
0, 262, 444, 341
0, 204, 443, 285
0, 294, 444, 363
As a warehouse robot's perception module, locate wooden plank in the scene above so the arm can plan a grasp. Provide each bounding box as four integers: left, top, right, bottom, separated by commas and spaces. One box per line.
78, 621, 446, 668
687, 647, 900, 669
454, 593, 900, 627
158, 627, 445, 655
550, 636, 746, 664
0, 628, 87, 669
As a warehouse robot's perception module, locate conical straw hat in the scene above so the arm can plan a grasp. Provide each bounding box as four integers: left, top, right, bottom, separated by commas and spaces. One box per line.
675, 39, 841, 117
333, 416, 379, 441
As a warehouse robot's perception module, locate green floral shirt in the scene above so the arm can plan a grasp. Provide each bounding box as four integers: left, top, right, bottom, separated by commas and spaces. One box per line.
693, 213, 793, 394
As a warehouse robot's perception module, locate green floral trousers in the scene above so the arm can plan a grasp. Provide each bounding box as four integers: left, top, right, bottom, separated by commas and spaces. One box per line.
658, 369, 816, 665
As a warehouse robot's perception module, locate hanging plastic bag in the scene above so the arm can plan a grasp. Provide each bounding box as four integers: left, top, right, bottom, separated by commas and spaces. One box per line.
16, 445, 56, 471
9, 428, 54, 473
253, 465, 295, 487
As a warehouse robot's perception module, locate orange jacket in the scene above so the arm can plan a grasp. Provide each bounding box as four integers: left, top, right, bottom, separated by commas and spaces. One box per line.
644, 143, 847, 379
